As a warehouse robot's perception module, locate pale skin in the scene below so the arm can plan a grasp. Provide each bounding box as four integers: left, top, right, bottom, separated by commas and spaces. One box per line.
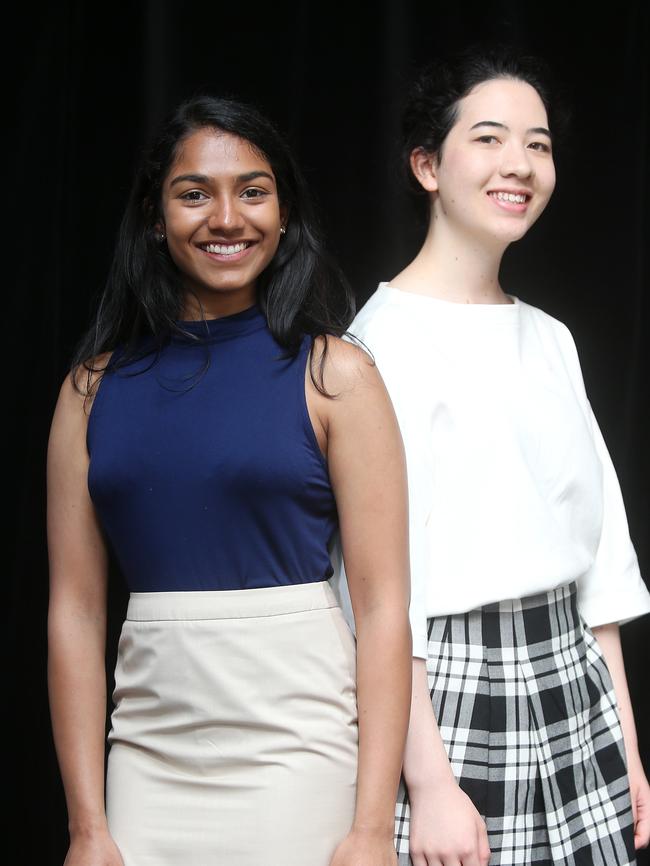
592, 624, 650, 851
391, 77, 649, 862
48, 128, 412, 866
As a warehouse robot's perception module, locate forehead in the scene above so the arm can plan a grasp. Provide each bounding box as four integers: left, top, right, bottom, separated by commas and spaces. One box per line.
455, 78, 549, 130
167, 129, 274, 179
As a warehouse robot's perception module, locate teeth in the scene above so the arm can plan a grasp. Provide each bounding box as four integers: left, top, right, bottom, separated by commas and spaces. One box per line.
204, 242, 248, 255
492, 192, 528, 204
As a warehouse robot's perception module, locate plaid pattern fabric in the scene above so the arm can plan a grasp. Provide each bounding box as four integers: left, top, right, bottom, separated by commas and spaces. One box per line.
395, 583, 636, 865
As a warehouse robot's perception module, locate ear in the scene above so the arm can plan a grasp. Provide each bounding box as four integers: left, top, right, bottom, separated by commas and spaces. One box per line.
279, 203, 289, 229
410, 147, 439, 193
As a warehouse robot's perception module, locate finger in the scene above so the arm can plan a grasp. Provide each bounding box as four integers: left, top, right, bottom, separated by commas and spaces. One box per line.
458, 836, 482, 866
477, 822, 491, 864
630, 785, 638, 826
409, 849, 429, 866
634, 812, 650, 850
459, 848, 480, 866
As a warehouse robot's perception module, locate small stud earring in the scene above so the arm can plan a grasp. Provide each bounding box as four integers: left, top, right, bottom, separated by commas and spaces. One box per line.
280, 225, 286, 236
156, 230, 166, 244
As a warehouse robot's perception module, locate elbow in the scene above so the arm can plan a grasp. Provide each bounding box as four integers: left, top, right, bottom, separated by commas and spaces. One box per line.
354, 604, 412, 648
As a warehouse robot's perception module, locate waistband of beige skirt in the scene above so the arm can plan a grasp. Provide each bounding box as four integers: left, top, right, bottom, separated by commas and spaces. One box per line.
125, 580, 340, 621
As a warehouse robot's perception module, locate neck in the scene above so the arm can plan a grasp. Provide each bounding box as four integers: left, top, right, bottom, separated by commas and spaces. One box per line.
181, 286, 257, 321
391, 219, 511, 305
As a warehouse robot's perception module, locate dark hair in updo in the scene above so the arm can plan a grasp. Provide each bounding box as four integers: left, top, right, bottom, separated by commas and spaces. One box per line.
402, 45, 566, 192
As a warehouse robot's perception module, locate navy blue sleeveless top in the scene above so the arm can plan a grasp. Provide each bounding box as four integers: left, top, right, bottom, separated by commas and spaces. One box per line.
87, 305, 337, 592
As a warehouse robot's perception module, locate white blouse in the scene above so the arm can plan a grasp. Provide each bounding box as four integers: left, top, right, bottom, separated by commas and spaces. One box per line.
334, 282, 650, 659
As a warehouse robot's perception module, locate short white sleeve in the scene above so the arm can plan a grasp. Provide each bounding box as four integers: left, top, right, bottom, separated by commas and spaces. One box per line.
552, 321, 650, 625
576, 408, 650, 626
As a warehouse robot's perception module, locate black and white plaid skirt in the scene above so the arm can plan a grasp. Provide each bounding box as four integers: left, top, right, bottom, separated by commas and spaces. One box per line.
395, 583, 636, 865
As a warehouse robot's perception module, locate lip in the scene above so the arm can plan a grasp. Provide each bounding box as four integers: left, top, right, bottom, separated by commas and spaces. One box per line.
487, 189, 532, 214
487, 187, 532, 197
196, 241, 256, 263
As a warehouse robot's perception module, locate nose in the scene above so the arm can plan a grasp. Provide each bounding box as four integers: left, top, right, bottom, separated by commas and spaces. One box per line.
499, 141, 533, 179
206, 194, 245, 233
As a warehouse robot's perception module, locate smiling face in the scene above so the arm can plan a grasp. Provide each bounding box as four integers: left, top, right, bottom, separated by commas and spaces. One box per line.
159, 128, 286, 318
413, 77, 556, 248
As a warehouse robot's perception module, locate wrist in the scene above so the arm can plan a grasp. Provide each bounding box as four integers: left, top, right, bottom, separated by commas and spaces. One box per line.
405, 767, 457, 797
625, 748, 645, 773
403, 758, 458, 791
68, 813, 109, 839
350, 821, 394, 842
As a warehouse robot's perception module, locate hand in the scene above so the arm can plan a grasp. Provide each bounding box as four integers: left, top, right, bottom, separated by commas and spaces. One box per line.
63, 830, 125, 866
628, 756, 650, 850
408, 776, 490, 866
329, 826, 397, 866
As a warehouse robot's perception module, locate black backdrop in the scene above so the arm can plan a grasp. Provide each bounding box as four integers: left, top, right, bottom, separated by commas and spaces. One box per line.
10, 2, 649, 863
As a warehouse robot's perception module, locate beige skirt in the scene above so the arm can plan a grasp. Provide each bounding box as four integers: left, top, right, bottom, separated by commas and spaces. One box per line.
106, 582, 358, 866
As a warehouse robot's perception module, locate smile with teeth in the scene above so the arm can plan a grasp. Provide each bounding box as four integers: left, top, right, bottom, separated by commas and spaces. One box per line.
202, 241, 251, 255
489, 191, 529, 204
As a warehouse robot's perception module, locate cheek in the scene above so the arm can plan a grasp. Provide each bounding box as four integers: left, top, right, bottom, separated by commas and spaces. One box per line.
535, 165, 556, 211
262, 203, 282, 231
438, 152, 487, 197
164, 207, 202, 238
164, 242, 191, 281
545, 166, 557, 198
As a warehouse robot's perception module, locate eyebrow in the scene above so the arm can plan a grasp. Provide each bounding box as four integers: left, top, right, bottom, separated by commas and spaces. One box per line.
169, 170, 275, 187
470, 120, 552, 138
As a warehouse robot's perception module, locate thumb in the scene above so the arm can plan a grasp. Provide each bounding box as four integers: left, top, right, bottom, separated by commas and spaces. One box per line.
634, 794, 650, 850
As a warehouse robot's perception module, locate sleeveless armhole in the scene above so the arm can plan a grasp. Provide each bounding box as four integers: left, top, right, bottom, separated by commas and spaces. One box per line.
85, 347, 122, 454
300, 338, 329, 471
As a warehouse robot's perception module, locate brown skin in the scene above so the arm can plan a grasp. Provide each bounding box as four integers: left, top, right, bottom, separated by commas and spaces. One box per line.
47, 363, 123, 866
159, 129, 288, 319
48, 129, 412, 866
309, 336, 412, 865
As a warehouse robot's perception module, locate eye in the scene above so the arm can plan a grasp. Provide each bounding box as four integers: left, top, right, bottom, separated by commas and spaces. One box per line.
241, 187, 269, 199
528, 141, 552, 153
180, 189, 208, 202
475, 134, 500, 144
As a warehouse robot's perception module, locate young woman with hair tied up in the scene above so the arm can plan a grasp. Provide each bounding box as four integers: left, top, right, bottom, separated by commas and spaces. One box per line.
340, 48, 650, 866
47, 96, 411, 866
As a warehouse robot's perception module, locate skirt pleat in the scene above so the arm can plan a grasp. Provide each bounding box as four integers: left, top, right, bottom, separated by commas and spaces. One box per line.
395, 583, 636, 865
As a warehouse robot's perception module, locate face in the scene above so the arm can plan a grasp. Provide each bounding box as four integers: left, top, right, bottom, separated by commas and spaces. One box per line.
159, 128, 286, 317
413, 78, 556, 246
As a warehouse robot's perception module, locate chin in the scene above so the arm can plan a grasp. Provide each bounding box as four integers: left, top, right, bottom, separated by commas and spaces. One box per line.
493, 221, 533, 245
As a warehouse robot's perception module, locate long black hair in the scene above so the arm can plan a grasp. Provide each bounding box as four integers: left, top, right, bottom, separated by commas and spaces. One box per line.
402, 45, 568, 196
73, 95, 354, 393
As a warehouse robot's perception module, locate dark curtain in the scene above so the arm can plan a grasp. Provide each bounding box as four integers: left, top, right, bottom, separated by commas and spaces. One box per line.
10, 2, 648, 863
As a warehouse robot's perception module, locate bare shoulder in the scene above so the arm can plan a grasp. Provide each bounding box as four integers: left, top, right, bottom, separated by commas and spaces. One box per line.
68, 351, 114, 406
54, 351, 114, 425
310, 334, 381, 399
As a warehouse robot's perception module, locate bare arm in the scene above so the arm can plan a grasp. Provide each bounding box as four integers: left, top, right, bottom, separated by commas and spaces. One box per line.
309, 340, 412, 866
47, 375, 123, 865
403, 660, 456, 788
401, 659, 491, 866
592, 623, 650, 850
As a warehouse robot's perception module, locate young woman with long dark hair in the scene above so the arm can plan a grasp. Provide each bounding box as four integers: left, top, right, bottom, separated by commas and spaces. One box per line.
345, 49, 650, 865
47, 96, 411, 866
